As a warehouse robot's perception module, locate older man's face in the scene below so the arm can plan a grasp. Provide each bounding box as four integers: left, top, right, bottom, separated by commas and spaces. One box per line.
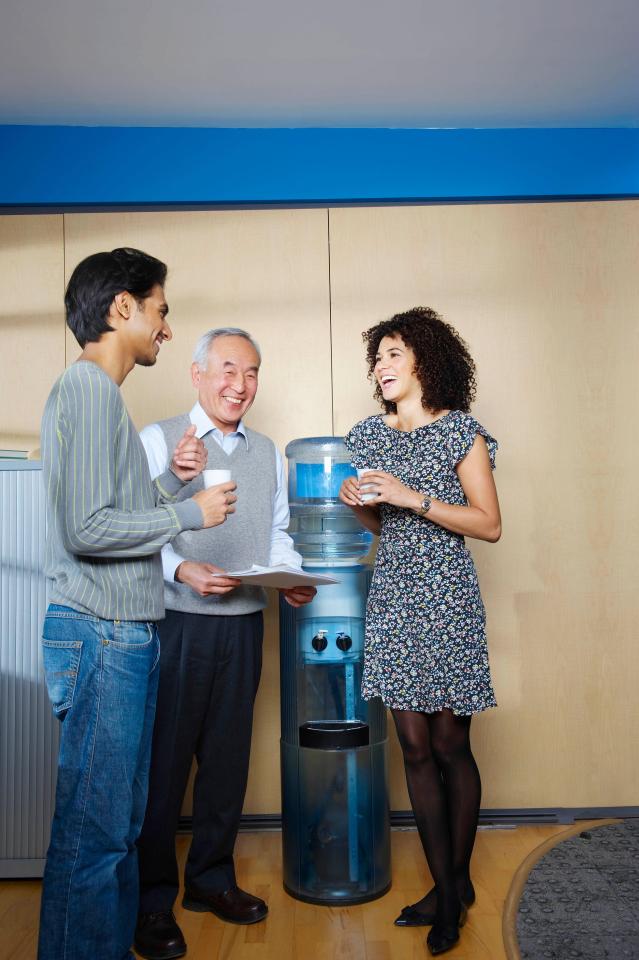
192, 335, 260, 434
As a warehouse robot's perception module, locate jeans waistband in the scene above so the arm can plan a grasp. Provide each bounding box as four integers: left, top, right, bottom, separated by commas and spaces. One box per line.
46, 603, 154, 627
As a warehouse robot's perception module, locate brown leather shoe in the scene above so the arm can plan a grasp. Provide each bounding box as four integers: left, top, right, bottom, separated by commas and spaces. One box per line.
182, 885, 268, 924
134, 911, 186, 960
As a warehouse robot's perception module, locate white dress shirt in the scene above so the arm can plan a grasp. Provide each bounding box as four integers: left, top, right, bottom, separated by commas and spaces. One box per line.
139, 402, 302, 582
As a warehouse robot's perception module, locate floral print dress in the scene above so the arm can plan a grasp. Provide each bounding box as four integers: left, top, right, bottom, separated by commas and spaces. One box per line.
344, 411, 498, 716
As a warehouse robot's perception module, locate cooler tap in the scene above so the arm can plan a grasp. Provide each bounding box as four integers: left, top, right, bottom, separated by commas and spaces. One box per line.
312, 629, 329, 652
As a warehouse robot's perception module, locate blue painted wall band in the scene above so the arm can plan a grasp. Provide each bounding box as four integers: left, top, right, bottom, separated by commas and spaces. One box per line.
1, 126, 638, 207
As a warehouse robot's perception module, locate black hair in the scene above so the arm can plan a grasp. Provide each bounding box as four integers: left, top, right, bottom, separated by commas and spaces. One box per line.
64, 247, 168, 348
363, 306, 477, 413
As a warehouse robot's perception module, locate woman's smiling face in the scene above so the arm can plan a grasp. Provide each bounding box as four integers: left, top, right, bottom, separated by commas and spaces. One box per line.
374, 334, 421, 405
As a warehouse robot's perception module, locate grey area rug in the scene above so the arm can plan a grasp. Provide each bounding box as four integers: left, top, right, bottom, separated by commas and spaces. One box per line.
517, 820, 639, 959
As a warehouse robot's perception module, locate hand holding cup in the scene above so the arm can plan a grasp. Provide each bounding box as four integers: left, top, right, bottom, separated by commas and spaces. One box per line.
339, 469, 378, 508
192, 479, 236, 528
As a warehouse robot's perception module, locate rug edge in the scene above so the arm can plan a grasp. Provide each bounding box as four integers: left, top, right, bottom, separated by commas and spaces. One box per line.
501, 818, 621, 960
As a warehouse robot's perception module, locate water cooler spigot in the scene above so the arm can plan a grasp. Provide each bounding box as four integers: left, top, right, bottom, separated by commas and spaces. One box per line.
312, 630, 328, 652
336, 633, 352, 652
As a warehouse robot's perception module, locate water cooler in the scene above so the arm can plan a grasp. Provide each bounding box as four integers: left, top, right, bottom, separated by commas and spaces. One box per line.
279, 436, 391, 905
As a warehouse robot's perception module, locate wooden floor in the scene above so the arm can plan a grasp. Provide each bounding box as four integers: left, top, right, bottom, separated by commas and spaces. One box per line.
2, 825, 567, 960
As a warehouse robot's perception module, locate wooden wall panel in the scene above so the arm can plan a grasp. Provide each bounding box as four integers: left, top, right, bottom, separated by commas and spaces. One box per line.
3, 200, 638, 817
329, 200, 639, 809
64, 210, 332, 813
0, 215, 65, 451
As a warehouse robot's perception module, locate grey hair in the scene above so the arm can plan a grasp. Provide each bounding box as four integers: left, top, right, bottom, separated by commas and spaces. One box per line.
192, 327, 261, 369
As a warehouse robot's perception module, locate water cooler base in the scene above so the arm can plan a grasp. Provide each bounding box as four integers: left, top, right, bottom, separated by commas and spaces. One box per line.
283, 881, 392, 907
281, 739, 391, 906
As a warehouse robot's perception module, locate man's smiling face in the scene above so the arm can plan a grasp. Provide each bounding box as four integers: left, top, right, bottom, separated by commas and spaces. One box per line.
192, 335, 260, 434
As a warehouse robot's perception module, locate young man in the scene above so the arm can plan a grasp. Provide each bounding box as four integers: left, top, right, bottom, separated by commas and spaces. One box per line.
38, 248, 236, 960
134, 328, 315, 960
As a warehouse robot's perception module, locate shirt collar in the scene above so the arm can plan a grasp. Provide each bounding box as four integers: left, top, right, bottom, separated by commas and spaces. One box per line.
189, 402, 249, 448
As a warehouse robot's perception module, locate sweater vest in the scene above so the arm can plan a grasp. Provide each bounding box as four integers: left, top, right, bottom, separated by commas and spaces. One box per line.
159, 414, 277, 615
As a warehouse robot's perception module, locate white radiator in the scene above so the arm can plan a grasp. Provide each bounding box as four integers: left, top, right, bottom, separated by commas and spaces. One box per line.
0, 461, 58, 877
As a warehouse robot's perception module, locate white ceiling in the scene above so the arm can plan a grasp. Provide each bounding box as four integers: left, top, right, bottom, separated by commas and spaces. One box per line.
1, 0, 638, 128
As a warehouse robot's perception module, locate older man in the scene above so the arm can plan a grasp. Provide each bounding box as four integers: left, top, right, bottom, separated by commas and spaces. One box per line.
135, 328, 314, 960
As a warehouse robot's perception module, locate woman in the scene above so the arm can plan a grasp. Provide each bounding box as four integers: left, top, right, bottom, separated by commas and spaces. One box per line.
340, 307, 501, 956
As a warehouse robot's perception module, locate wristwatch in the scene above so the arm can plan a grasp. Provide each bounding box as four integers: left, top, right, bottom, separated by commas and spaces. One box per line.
417, 495, 432, 517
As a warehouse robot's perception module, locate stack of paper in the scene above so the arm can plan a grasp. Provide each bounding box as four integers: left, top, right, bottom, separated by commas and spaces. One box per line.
224, 564, 340, 588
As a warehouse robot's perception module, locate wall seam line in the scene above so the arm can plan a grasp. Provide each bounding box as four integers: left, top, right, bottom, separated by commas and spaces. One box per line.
327, 207, 334, 435
62, 214, 67, 367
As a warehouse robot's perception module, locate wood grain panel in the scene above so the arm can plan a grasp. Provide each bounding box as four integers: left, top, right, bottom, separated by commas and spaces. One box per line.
64, 209, 332, 812
4, 200, 636, 818
63, 210, 332, 447
329, 200, 639, 808
0, 215, 64, 451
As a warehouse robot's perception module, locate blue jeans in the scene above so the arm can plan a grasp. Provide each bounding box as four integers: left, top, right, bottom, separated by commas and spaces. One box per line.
38, 604, 160, 960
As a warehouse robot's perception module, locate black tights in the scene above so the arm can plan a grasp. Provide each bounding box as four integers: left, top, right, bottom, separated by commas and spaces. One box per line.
391, 708, 481, 924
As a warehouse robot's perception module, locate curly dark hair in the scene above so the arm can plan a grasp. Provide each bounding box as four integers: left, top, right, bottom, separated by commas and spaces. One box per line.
363, 306, 477, 414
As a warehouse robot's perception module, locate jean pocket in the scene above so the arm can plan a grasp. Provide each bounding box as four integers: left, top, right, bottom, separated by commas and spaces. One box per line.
110, 620, 155, 650
42, 639, 83, 718
109, 622, 158, 677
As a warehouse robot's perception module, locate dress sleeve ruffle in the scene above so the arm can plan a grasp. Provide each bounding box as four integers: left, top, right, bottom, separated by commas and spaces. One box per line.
343, 425, 356, 454
448, 413, 498, 470
343, 419, 368, 467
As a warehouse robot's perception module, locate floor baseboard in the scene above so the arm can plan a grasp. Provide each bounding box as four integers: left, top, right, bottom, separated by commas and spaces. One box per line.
177, 806, 639, 834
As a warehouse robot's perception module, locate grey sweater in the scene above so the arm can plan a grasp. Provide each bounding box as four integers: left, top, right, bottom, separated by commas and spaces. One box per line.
159, 413, 277, 616
41, 361, 203, 621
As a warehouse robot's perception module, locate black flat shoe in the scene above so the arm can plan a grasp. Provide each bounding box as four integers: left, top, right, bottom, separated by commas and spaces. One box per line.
394, 903, 436, 926
426, 905, 468, 956
395, 894, 474, 927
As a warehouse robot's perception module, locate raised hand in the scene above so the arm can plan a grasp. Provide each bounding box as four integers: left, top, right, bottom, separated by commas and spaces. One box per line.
170, 424, 207, 482
192, 481, 237, 528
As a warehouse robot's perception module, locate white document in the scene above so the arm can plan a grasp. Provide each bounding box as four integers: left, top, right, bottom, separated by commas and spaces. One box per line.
223, 564, 340, 588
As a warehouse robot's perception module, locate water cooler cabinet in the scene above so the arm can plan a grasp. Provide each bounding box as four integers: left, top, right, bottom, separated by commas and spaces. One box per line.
280, 437, 391, 905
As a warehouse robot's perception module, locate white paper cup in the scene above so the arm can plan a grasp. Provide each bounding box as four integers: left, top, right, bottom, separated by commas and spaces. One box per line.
357, 467, 379, 502
203, 468, 231, 488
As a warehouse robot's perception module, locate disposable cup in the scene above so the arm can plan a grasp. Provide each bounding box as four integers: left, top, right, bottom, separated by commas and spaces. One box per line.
357, 467, 379, 503
203, 468, 231, 488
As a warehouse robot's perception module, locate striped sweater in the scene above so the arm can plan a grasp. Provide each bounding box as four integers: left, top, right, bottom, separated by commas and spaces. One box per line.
41, 361, 203, 620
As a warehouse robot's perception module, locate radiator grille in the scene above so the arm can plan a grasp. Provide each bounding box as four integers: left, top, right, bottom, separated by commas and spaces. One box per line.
0, 463, 58, 877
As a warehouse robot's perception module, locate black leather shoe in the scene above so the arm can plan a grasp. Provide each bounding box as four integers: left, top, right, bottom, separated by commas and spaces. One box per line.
426, 904, 468, 956
134, 911, 186, 960
182, 885, 268, 925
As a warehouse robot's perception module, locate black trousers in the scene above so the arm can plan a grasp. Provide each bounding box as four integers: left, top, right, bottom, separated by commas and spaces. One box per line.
137, 608, 263, 913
